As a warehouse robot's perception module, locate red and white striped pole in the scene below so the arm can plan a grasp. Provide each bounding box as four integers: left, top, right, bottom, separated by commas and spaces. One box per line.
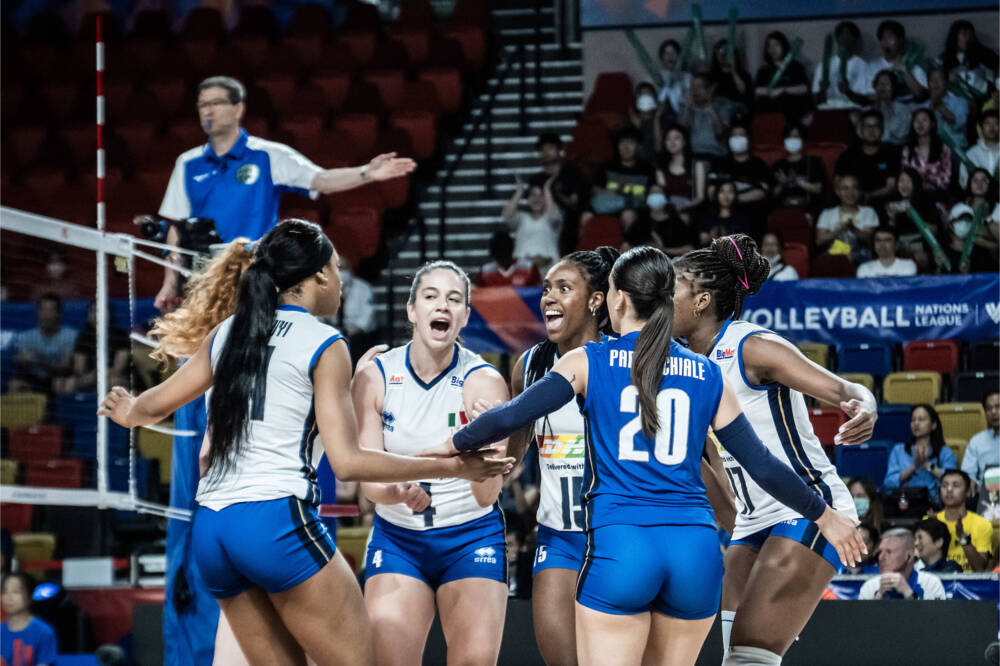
96, 15, 105, 232
95, 14, 109, 496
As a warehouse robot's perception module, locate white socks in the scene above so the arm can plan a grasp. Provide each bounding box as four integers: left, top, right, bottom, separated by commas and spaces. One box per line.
723, 646, 782, 665
721, 610, 736, 662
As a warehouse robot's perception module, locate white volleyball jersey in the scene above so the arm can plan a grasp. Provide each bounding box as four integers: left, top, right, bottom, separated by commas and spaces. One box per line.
374, 343, 496, 530
197, 305, 343, 511
523, 345, 586, 532
709, 319, 856, 540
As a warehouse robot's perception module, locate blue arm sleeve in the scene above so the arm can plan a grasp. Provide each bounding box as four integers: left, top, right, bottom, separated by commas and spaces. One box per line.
453, 372, 576, 452
716, 413, 828, 522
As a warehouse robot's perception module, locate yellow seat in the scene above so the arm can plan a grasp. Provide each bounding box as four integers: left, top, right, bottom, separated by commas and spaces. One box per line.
13, 532, 56, 578
0, 459, 18, 485
937, 402, 988, 443
798, 343, 830, 369
945, 438, 968, 466
336, 526, 371, 574
138, 426, 174, 485
883, 371, 941, 405
839, 373, 874, 393
0, 393, 47, 429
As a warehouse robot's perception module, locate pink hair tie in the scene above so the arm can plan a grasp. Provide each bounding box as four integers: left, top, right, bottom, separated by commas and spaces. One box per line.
726, 237, 750, 291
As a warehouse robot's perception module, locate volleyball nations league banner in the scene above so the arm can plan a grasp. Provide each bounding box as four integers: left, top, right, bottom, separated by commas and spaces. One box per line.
461, 274, 1000, 355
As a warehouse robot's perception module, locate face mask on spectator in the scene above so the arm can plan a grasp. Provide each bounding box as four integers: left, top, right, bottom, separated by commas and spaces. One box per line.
853, 497, 870, 516
636, 94, 657, 112
728, 135, 749, 153
646, 193, 668, 209
784, 137, 803, 153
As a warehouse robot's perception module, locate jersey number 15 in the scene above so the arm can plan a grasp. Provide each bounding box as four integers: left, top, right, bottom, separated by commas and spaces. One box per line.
618, 386, 690, 465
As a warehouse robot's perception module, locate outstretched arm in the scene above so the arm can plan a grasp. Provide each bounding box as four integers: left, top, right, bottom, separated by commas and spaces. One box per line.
311, 153, 417, 194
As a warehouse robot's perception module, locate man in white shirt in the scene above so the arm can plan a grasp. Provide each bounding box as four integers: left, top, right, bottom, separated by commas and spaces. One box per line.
816, 174, 880, 262
812, 21, 871, 109
858, 528, 946, 600
867, 21, 927, 103
856, 227, 918, 277
962, 391, 1000, 493
960, 109, 1000, 188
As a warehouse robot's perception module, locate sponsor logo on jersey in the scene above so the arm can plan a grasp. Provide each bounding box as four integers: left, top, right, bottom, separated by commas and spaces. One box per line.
449, 376, 464, 389
447, 411, 469, 428
538, 434, 585, 459
382, 411, 396, 432
716, 347, 736, 360
388, 374, 405, 387
474, 546, 498, 564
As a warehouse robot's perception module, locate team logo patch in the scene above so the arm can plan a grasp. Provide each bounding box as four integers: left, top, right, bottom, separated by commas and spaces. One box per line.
715, 348, 736, 360
382, 411, 396, 432
474, 546, 497, 564
388, 374, 404, 387
236, 163, 260, 185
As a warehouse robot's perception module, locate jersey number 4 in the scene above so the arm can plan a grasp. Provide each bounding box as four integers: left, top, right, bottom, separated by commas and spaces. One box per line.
618, 386, 689, 465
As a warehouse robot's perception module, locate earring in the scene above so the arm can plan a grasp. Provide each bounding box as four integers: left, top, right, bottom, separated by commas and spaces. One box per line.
590, 307, 597, 316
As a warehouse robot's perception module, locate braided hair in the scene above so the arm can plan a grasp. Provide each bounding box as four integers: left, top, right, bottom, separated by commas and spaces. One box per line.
674, 234, 770, 321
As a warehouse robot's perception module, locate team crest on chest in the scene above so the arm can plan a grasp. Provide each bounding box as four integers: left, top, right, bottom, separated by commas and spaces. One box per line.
236, 163, 260, 185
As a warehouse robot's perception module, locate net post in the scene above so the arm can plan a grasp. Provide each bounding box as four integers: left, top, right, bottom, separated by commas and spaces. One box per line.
95, 14, 109, 496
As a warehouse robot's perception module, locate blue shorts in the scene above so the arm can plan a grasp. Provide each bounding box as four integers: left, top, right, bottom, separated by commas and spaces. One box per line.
533, 524, 587, 576
192, 496, 336, 599
364, 510, 506, 589
576, 524, 723, 619
730, 518, 839, 570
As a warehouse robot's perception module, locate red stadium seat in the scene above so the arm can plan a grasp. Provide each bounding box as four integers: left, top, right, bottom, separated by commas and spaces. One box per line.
809, 109, 853, 145
751, 112, 786, 149
428, 37, 467, 71
233, 5, 279, 39
808, 407, 846, 447
181, 7, 225, 41
256, 73, 298, 116
810, 253, 854, 279
449, 0, 488, 29
10, 425, 63, 462
753, 145, 786, 167
342, 2, 382, 32
362, 70, 406, 111
7, 126, 48, 167
25, 459, 83, 489
378, 173, 411, 209
441, 25, 485, 70
337, 32, 377, 67
578, 215, 623, 251
904, 340, 961, 377
767, 207, 812, 248
311, 73, 352, 113
375, 126, 415, 158
166, 119, 207, 152
286, 34, 324, 71
390, 30, 430, 66
288, 3, 333, 38
341, 82, 387, 118
231, 35, 273, 72
402, 80, 442, 117
280, 116, 326, 153
389, 111, 437, 159
329, 207, 382, 265
334, 114, 379, 159
1, 504, 34, 534
781, 242, 810, 278
42, 81, 81, 122
585, 72, 633, 121
418, 68, 463, 113
368, 40, 414, 74
330, 184, 387, 216
146, 76, 189, 121
567, 118, 613, 165
805, 142, 846, 190
397, 0, 435, 30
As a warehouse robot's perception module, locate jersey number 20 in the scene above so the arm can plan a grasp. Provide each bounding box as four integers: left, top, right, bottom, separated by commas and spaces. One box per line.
618, 386, 689, 465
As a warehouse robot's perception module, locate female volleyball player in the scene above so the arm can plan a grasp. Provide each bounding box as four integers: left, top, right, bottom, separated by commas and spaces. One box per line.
352, 260, 511, 666
422, 246, 865, 666
100, 221, 512, 666
672, 234, 878, 665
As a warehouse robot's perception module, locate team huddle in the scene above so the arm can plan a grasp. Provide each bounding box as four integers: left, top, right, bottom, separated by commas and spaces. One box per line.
99, 220, 874, 666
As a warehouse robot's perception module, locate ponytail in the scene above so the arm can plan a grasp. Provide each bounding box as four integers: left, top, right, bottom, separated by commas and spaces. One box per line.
207, 219, 334, 474
610, 246, 676, 438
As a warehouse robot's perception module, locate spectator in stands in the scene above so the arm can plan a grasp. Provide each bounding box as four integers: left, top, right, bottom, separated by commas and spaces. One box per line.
771, 123, 827, 218
857, 527, 946, 599
962, 391, 1000, 494
760, 231, 798, 281
868, 69, 911, 146
835, 110, 899, 205
708, 123, 771, 237
698, 180, 750, 246
868, 21, 928, 103
928, 67, 969, 151
654, 124, 706, 221
754, 30, 811, 122
856, 226, 918, 277
913, 517, 963, 573
531, 133, 584, 253
945, 168, 999, 273
153, 75, 414, 312
503, 174, 563, 274
960, 109, 999, 188
648, 183, 699, 257
882, 167, 938, 270
34, 250, 80, 301
656, 38, 691, 115
591, 126, 655, 220
816, 173, 879, 262
1, 572, 58, 666
9, 292, 78, 394
841, 523, 880, 574
884, 404, 957, 505
52, 300, 130, 394
628, 82, 660, 162
677, 72, 733, 160
940, 20, 999, 99
813, 21, 870, 109
936, 469, 994, 572
0, 530, 11, 574
901, 108, 956, 208
477, 230, 542, 287
849, 477, 885, 529
708, 39, 752, 111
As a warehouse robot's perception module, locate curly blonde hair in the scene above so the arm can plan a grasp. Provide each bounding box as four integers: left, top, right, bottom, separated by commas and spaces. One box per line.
149, 239, 254, 363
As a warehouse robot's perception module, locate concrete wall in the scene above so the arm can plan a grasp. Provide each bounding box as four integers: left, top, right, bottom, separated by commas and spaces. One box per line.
581, 9, 999, 97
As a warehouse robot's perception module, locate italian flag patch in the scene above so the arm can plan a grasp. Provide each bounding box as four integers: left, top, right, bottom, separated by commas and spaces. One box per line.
448, 412, 469, 427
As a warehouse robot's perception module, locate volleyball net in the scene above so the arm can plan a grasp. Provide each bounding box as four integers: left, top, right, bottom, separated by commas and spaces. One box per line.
1, 206, 199, 521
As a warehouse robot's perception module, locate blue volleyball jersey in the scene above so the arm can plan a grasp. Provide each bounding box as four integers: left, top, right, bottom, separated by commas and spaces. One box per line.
580, 331, 722, 529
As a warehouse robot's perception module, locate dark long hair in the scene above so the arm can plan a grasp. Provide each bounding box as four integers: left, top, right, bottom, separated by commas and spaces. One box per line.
675, 234, 770, 322
905, 403, 946, 459
965, 167, 1000, 207
941, 20, 998, 73
525, 247, 619, 387
762, 30, 791, 66
207, 219, 334, 474
611, 246, 675, 437
906, 108, 944, 164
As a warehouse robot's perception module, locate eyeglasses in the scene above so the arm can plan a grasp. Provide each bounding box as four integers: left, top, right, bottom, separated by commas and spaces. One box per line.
197, 99, 235, 110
